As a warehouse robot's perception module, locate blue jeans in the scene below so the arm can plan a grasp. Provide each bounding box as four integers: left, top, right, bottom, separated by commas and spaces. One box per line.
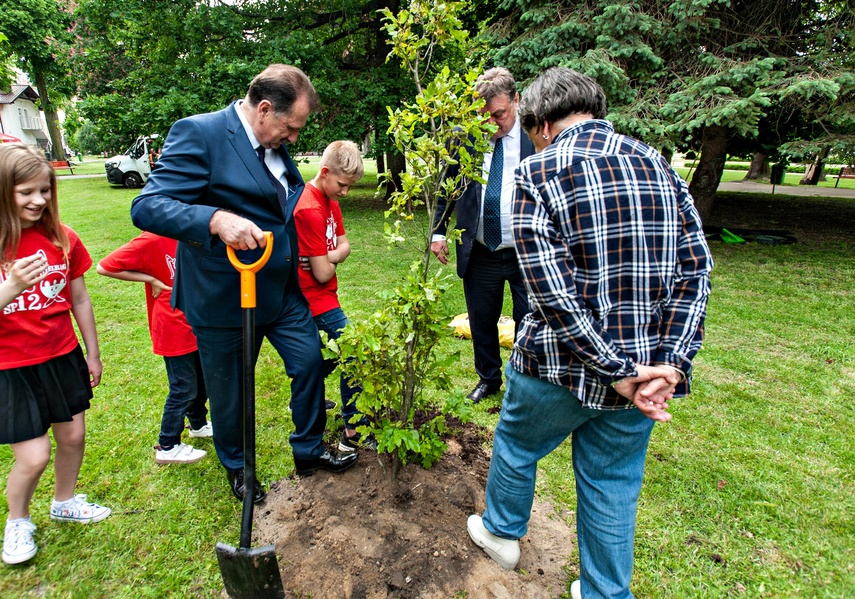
314, 307, 363, 429
160, 351, 208, 449
482, 365, 654, 599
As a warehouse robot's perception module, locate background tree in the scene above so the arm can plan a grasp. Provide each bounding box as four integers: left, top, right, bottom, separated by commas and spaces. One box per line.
0, 0, 76, 159
485, 0, 855, 218
70, 0, 426, 193
70, 0, 256, 153
71, 119, 101, 154
0, 33, 15, 91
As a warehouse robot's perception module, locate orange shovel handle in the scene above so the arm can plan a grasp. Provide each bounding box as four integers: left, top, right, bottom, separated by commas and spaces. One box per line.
226, 232, 274, 308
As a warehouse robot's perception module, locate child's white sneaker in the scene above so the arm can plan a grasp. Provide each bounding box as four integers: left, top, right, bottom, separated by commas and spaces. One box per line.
3, 517, 37, 565
188, 422, 213, 438
50, 494, 112, 524
155, 442, 207, 464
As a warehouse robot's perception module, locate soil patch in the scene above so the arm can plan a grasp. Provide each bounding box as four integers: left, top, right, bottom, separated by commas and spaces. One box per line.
255, 421, 575, 598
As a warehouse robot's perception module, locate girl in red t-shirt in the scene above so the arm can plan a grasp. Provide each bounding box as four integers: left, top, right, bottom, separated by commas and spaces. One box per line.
0, 144, 110, 566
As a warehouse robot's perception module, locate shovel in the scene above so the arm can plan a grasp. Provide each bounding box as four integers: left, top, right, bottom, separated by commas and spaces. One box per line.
216, 232, 285, 599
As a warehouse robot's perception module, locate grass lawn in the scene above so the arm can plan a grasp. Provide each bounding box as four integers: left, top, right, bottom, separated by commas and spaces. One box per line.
62, 155, 108, 176
1, 164, 853, 598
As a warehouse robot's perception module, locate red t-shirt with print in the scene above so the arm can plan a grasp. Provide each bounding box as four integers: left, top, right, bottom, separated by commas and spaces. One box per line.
0, 225, 91, 369
98, 232, 197, 357
294, 183, 345, 317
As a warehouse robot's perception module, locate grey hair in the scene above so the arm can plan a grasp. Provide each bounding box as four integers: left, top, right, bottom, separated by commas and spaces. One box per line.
475, 67, 518, 104
518, 67, 607, 132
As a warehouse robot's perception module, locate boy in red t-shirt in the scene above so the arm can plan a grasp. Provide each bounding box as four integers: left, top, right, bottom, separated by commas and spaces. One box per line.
97, 233, 210, 464
294, 141, 374, 452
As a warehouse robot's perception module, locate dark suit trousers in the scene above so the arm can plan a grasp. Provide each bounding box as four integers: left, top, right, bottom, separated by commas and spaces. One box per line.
462, 242, 529, 388
193, 288, 325, 472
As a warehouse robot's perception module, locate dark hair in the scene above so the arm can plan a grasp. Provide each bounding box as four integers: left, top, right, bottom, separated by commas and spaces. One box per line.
519, 67, 607, 133
475, 67, 518, 104
246, 64, 320, 116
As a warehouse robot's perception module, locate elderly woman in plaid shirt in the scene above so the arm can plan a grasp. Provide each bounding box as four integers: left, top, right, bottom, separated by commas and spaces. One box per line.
466, 67, 713, 599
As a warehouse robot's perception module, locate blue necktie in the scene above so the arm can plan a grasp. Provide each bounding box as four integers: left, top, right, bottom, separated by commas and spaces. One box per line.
482, 137, 504, 251
256, 146, 289, 214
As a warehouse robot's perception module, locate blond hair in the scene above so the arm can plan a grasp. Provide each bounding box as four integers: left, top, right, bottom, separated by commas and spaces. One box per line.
0, 143, 69, 262
319, 140, 364, 179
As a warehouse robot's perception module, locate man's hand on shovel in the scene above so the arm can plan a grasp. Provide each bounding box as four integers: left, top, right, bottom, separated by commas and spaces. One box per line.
210, 210, 268, 250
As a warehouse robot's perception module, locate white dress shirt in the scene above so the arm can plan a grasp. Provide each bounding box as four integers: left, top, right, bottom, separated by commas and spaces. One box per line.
476, 118, 522, 250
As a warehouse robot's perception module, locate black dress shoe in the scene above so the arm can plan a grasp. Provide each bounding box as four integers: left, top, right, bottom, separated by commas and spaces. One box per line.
467, 382, 501, 403
227, 469, 266, 504
294, 450, 359, 477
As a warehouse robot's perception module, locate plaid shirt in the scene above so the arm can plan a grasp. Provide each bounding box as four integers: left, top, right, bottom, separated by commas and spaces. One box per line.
510, 119, 713, 409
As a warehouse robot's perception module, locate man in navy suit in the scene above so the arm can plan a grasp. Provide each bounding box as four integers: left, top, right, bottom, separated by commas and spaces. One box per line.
131, 64, 358, 503
432, 67, 534, 403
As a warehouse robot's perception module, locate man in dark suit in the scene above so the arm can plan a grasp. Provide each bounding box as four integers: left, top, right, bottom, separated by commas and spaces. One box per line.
131, 64, 358, 503
432, 67, 535, 403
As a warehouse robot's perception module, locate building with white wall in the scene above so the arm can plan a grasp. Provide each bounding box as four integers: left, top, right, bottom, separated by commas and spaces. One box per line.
0, 84, 49, 149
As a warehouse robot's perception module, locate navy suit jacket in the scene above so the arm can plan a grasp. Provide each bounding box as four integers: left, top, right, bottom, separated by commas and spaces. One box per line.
434, 132, 535, 278
130, 102, 305, 328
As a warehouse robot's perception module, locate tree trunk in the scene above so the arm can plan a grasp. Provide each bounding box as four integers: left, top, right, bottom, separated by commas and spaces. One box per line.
369, 2, 397, 180
661, 146, 673, 165
744, 152, 770, 179
688, 125, 730, 222
800, 147, 829, 185
33, 70, 67, 161
385, 150, 406, 199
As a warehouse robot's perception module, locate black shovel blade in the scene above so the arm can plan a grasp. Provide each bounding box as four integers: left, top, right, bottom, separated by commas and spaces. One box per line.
216, 542, 285, 599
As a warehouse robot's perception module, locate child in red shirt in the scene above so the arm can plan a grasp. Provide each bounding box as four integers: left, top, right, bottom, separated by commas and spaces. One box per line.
0, 144, 110, 566
294, 140, 374, 452
98, 233, 211, 465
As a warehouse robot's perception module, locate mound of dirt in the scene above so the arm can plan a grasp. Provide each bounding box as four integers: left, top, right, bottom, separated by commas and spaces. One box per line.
255, 423, 575, 598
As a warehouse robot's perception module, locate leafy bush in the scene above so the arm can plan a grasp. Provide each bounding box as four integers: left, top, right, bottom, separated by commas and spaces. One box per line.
325, 266, 471, 470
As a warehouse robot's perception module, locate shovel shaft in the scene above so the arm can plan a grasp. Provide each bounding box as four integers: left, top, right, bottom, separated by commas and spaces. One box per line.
239, 306, 256, 549
219, 231, 285, 598
224, 233, 273, 549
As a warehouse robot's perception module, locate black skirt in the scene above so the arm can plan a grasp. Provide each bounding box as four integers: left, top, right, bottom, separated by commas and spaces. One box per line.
0, 345, 93, 445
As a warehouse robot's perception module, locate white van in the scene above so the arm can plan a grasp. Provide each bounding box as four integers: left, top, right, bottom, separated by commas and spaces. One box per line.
105, 135, 158, 188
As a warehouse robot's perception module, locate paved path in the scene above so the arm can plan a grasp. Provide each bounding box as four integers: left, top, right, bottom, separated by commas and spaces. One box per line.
58, 173, 103, 179
717, 180, 855, 199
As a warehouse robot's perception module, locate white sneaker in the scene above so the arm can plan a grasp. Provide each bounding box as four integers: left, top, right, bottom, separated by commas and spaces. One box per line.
3, 518, 37, 564
50, 495, 111, 524
571, 579, 581, 599
155, 442, 207, 464
188, 422, 213, 438
466, 514, 520, 570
